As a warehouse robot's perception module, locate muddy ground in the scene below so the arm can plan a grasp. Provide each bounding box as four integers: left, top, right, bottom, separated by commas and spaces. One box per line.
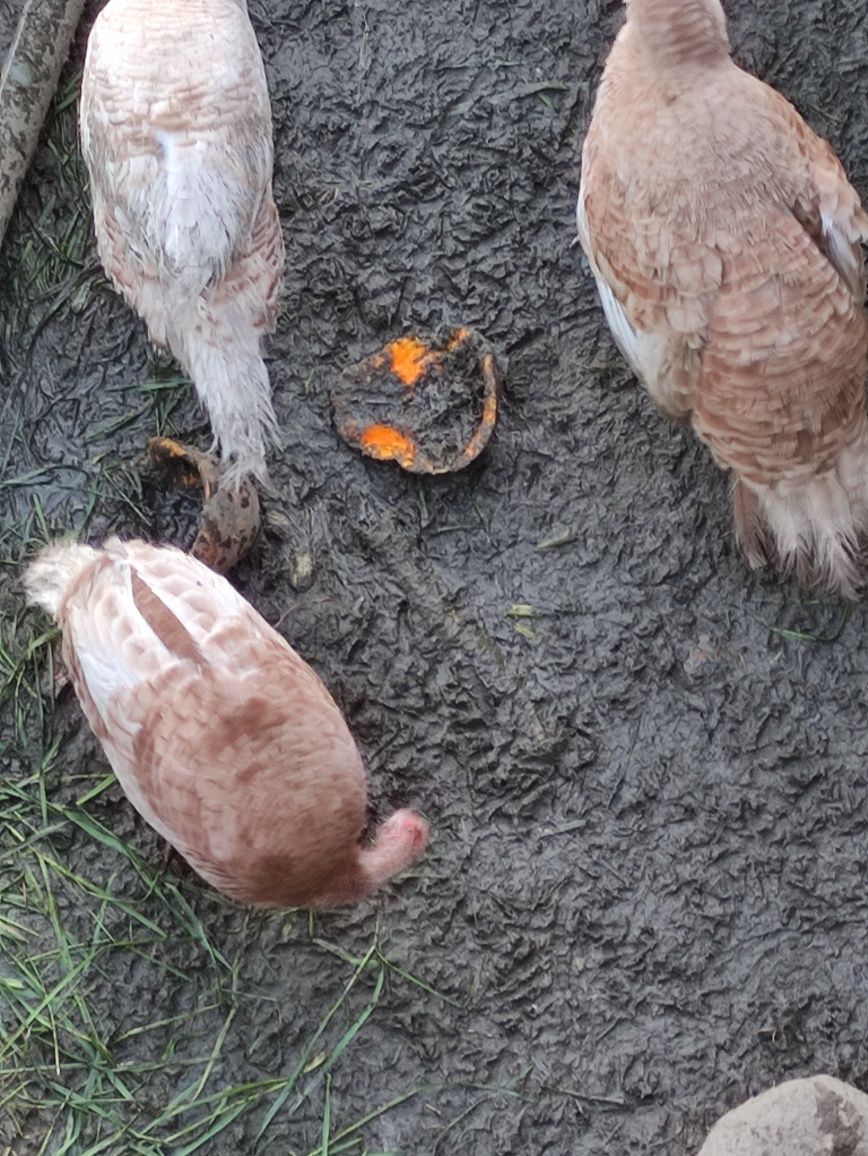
3, 0, 868, 1152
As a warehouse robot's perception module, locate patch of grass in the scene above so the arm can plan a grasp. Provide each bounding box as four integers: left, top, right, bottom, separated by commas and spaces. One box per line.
305, 1086, 422, 1156
0, 614, 57, 748
88, 374, 194, 449
84, 460, 151, 526
0, 494, 62, 739
0, 868, 431, 1151
253, 941, 384, 1140
135, 376, 194, 439
0, 69, 104, 355
312, 936, 464, 1009
0, 650, 440, 1154
0, 741, 433, 1152
0, 492, 74, 747
768, 604, 852, 644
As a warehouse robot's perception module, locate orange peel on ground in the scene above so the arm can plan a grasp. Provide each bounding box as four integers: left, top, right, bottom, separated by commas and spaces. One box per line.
331, 326, 501, 475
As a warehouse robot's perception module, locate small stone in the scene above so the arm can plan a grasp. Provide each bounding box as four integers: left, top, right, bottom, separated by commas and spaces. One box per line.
290, 550, 315, 591
698, 1076, 868, 1156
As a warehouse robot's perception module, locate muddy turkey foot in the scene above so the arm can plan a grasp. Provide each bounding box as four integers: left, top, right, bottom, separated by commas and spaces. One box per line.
146, 437, 261, 573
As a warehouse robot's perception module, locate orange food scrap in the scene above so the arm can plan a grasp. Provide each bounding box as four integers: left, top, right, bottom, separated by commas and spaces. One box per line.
359, 424, 417, 467
147, 437, 202, 488
481, 387, 498, 424
151, 437, 187, 459
457, 377, 499, 465
387, 336, 432, 386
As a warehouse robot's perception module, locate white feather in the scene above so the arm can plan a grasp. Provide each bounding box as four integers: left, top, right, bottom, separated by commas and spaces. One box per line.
577, 179, 644, 377
821, 212, 867, 303
24, 543, 100, 617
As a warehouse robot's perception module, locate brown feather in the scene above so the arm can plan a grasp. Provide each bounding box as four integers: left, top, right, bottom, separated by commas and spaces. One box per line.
129, 569, 205, 665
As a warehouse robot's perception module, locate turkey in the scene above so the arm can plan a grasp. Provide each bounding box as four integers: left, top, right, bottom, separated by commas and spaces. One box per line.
577, 0, 868, 596
25, 539, 428, 907
80, 0, 285, 490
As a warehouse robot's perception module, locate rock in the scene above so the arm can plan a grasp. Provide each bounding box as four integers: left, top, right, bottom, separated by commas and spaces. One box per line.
698, 1076, 868, 1156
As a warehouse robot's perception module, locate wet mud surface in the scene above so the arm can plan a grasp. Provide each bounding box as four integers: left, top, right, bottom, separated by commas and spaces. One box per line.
3, 0, 868, 1151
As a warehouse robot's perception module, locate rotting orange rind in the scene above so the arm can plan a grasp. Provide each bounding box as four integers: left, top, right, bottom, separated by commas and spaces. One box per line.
147, 436, 202, 489
458, 365, 499, 466
332, 326, 502, 475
